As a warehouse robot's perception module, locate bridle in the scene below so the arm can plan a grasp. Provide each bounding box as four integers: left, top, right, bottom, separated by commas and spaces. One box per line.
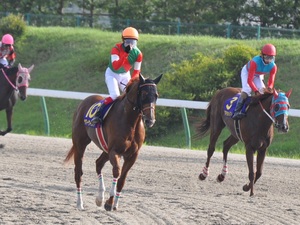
259, 93, 290, 128
136, 82, 158, 114
126, 81, 158, 116
1, 68, 31, 91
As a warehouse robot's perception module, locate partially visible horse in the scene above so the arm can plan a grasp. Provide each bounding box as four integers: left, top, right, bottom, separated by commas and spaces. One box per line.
0, 63, 34, 136
64, 73, 163, 210
195, 87, 292, 196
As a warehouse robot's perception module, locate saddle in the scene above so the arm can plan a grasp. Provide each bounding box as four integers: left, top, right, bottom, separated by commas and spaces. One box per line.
223, 93, 251, 118
84, 100, 114, 128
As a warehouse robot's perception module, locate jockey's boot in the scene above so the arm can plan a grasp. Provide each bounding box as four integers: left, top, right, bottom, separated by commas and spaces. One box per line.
232, 92, 247, 120
91, 97, 113, 124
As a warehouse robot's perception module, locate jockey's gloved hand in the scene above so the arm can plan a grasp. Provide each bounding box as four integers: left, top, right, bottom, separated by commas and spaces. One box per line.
125, 45, 131, 53
8, 60, 14, 67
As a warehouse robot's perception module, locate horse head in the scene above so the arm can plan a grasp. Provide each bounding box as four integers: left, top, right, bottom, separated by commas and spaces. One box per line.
136, 73, 163, 128
270, 89, 292, 133
16, 63, 34, 101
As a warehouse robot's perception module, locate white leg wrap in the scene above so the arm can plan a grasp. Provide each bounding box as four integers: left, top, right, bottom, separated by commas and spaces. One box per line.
76, 188, 84, 210
95, 174, 106, 206
110, 178, 118, 197
113, 192, 121, 209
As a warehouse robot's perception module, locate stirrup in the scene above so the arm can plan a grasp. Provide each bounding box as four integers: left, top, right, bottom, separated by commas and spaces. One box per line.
232, 112, 246, 120
91, 116, 102, 125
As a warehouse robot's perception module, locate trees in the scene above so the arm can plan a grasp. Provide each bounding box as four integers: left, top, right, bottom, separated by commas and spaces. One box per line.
1, 0, 300, 29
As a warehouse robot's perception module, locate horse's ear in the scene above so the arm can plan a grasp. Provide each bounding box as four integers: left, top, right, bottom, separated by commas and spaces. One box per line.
28, 64, 34, 73
18, 63, 22, 70
285, 88, 292, 98
273, 89, 279, 98
139, 73, 145, 83
153, 74, 163, 84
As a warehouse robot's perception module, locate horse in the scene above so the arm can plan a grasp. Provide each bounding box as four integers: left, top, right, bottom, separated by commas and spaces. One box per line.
0, 63, 34, 136
64, 73, 163, 210
195, 87, 292, 196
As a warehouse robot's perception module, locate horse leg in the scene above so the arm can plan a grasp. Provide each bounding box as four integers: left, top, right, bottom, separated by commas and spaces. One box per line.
95, 152, 109, 207
254, 148, 266, 183
217, 135, 239, 182
105, 152, 139, 211
73, 141, 89, 210
0, 108, 13, 136
199, 124, 225, 180
104, 152, 121, 211
243, 147, 255, 196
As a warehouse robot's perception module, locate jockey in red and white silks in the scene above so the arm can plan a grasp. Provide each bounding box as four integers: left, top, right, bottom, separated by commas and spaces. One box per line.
232, 43, 277, 120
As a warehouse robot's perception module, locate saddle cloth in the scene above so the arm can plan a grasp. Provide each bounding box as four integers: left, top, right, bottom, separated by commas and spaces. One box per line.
83, 100, 114, 153
84, 100, 114, 128
223, 93, 251, 117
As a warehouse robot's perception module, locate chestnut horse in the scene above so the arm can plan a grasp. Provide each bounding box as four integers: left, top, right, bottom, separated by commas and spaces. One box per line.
195, 87, 292, 196
64, 73, 162, 210
0, 63, 34, 136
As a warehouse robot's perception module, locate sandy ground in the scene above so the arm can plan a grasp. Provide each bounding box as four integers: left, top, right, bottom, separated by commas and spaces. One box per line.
0, 134, 299, 225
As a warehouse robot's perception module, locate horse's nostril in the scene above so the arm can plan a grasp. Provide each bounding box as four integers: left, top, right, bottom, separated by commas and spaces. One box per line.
145, 119, 155, 128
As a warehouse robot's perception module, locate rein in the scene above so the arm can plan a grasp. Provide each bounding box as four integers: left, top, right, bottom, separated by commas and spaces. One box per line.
258, 101, 275, 124
1, 68, 18, 90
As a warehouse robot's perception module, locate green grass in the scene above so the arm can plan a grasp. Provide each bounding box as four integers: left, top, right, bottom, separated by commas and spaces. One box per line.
1, 26, 299, 159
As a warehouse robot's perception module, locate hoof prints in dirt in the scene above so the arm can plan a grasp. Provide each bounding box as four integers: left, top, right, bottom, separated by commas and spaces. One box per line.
0, 134, 299, 225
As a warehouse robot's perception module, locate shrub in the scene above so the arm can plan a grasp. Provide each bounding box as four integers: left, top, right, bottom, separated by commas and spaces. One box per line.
223, 44, 259, 87
0, 14, 27, 42
148, 44, 258, 140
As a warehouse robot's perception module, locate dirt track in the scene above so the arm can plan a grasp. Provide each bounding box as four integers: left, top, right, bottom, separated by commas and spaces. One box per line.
0, 134, 299, 225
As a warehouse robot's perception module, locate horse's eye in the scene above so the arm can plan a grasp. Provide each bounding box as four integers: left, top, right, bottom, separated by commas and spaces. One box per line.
274, 104, 280, 112
17, 76, 23, 84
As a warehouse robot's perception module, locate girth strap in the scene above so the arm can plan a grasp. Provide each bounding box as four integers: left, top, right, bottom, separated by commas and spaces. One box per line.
234, 120, 244, 143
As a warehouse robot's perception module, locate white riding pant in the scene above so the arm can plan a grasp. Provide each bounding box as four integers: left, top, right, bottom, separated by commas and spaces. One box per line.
0, 58, 8, 66
241, 65, 265, 96
105, 67, 131, 100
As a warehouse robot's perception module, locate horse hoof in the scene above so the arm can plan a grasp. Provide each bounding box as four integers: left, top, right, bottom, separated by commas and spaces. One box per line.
104, 203, 113, 211
199, 173, 206, 180
217, 174, 225, 182
76, 204, 84, 210
95, 197, 103, 207
243, 184, 250, 192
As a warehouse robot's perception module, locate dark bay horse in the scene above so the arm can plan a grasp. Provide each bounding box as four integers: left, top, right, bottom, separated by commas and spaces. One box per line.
195, 87, 292, 196
64, 73, 163, 210
0, 63, 34, 136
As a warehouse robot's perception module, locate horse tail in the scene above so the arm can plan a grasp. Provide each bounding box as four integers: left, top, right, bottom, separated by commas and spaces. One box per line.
194, 102, 211, 139
64, 145, 76, 165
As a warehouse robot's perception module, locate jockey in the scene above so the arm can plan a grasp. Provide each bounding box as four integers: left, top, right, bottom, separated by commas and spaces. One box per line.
0, 34, 16, 68
232, 43, 277, 120
91, 27, 143, 124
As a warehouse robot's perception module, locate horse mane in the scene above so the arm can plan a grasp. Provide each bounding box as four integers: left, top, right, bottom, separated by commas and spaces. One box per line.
249, 90, 273, 106
3, 66, 18, 76
116, 77, 140, 102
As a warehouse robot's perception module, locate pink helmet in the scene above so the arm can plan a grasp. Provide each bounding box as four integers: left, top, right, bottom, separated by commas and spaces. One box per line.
2, 34, 14, 45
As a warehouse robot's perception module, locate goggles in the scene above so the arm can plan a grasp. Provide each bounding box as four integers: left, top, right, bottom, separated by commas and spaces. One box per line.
3, 44, 12, 47
124, 39, 137, 48
263, 55, 275, 61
